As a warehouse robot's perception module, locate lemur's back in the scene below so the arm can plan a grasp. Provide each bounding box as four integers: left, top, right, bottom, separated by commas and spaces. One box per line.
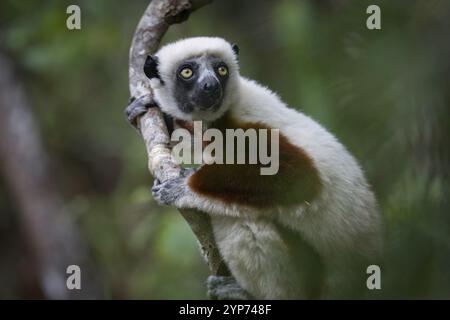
226, 76, 381, 297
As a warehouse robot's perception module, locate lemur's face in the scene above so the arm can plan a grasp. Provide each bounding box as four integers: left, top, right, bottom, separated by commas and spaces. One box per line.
143, 37, 240, 122
173, 55, 229, 114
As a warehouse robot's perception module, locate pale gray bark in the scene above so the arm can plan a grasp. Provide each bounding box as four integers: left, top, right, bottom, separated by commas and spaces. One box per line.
128, 0, 230, 277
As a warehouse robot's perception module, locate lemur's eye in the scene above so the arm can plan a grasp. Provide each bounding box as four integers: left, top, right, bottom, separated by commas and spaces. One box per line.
180, 67, 193, 79
217, 66, 228, 76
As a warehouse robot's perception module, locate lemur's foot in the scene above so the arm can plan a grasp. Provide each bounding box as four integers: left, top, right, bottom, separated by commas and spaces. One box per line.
125, 95, 157, 129
207, 275, 252, 300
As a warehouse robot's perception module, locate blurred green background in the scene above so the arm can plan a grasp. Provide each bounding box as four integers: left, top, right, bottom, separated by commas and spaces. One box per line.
0, 0, 449, 299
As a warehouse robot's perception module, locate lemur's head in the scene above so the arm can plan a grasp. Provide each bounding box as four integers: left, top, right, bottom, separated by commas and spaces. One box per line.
144, 37, 240, 122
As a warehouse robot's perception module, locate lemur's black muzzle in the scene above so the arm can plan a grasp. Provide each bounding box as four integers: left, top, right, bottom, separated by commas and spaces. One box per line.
202, 78, 220, 93
195, 76, 223, 110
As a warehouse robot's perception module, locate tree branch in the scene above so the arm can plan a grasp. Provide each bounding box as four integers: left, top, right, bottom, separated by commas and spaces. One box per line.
128, 0, 231, 278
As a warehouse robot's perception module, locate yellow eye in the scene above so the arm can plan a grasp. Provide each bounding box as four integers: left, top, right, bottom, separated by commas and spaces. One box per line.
218, 66, 228, 76
180, 67, 193, 79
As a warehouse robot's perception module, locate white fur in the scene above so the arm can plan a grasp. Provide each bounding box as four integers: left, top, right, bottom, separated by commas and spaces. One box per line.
152, 37, 382, 299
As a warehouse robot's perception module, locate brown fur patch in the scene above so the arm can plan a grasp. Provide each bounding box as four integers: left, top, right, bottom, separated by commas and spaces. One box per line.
188, 113, 322, 208
175, 119, 195, 133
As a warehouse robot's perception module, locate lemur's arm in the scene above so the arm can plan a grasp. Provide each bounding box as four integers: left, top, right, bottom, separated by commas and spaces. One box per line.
127, 97, 322, 216
152, 126, 322, 216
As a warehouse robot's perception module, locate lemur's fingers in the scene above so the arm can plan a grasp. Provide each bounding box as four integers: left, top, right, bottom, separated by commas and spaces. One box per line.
152, 178, 161, 188
151, 177, 186, 206
124, 95, 157, 129
207, 275, 251, 300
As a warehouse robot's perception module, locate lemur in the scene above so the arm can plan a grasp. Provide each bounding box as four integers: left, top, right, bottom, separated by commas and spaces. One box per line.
126, 37, 382, 299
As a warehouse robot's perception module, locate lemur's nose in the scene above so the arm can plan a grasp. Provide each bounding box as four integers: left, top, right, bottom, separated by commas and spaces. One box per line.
202, 80, 219, 92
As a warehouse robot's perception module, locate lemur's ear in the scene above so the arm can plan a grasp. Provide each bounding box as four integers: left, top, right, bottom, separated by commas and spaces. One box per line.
144, 55, 160, 79
231, 43, 239, 56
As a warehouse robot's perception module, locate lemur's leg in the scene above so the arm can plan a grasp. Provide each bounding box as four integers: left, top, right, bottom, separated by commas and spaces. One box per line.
207, 276, 252, 300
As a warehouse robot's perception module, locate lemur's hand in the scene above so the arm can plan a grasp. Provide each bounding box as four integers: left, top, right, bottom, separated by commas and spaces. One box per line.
151, 167, 197, 206
207, 275, 252, 300
152, 177, 186, 206
124, 95, 157, 129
